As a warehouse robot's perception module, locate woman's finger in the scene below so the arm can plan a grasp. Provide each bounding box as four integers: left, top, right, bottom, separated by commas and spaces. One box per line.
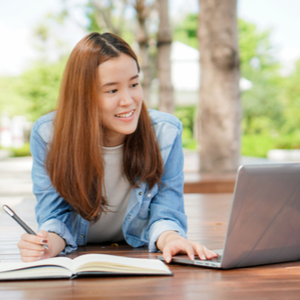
204, 247, 218, 259
184, 242, 196, 261
194, 242, 218, 260
20, 248, 45, 258
193, 242, 208, 260
18, 240, 45, 251
162, 246, 173, 263
19, 233, 48, 247
21, 256, 43, 262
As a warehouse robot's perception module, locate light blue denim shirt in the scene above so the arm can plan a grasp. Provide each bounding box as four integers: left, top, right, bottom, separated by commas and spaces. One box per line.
31, 109, 187, 254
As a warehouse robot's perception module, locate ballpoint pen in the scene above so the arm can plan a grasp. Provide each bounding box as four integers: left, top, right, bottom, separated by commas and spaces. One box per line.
2, 204, 49, 250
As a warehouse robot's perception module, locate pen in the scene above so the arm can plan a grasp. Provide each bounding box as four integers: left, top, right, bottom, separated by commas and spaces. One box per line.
2, 205, 49, 250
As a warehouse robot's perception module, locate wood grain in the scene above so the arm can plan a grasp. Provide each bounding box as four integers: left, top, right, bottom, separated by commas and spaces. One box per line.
184, 173, 236, 193
1, 194, 300, 300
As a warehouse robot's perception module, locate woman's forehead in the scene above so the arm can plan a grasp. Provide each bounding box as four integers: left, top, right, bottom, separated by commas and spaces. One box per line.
98, 53, 138, 78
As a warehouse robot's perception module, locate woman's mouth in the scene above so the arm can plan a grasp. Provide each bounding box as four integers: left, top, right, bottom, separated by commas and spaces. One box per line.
115, 110, 135, 118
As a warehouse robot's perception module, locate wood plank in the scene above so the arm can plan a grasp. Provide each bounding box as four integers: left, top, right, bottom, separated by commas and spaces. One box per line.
1, 194, 300, 300
184, 173, 236, 193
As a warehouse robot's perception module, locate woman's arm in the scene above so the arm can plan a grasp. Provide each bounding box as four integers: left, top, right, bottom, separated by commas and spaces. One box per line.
148, 115, 217, 261
17, 116, 78, 260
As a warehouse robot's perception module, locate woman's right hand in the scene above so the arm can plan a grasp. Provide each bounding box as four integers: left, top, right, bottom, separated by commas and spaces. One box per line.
18, 230, 51, 262
18, 230, 65, 262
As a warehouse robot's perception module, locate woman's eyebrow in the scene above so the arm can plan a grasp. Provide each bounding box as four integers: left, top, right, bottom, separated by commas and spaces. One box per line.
130, 74, 139, 80
102, 74, 139, 88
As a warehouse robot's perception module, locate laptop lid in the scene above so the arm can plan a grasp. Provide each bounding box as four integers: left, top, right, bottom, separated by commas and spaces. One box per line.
221, 162, 300, 269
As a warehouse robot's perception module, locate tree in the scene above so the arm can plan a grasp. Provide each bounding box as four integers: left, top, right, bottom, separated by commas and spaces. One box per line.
280, 59, 300, 134
157, 0, 174, 113
86, 0, 128, 36
238, 19, 283, 135
130, 0, 156, 107
173, 13, 198, 49
19, 59, 66, 121
198, 0, 241, 172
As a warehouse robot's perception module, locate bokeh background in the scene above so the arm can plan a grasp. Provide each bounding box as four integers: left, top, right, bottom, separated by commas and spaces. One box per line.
1, 0, 300, 160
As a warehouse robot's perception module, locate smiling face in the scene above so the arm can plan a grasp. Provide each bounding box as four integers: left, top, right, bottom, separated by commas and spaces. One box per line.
98, 53, 143, 147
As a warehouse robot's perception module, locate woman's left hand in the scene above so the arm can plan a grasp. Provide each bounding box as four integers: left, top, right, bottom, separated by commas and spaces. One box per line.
156, 231, 218, 263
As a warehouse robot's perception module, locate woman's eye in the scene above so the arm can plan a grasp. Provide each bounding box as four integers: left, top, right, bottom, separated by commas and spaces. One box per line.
130, 83, 139, 88
107, 89, 117, 94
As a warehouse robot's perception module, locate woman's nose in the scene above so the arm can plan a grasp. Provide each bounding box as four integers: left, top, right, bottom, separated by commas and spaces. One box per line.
119, 89, 134, 106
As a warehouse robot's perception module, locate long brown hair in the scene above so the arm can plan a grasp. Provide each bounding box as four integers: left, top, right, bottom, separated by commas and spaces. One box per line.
46, 32, 163, 222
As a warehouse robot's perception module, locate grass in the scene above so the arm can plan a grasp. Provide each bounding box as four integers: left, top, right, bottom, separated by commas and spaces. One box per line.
182, 134, 300, 158
242, 134, 300, 157
0, 143, 31, 157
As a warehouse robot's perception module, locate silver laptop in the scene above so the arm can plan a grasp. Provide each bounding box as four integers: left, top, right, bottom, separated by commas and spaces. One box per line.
158, 163, 300, 269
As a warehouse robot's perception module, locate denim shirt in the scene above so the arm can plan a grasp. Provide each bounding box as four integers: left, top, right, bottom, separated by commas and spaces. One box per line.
31, 109, 187, 254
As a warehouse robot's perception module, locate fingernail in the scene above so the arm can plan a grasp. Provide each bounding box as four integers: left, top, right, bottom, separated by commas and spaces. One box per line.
201, 255, 206, 260
41, 239, 48, 243
166, 255, 171, 263
41, 251, 44, 255
190, 254, 195, 261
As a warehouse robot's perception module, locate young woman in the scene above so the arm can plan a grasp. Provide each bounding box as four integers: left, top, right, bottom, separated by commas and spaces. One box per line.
18, 32, 217, 263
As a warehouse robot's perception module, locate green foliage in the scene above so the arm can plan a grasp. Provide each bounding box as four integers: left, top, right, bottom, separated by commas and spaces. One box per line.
279, 59, 300, 134
84, 0, 135, 45
242, 134, 300, 157
0, 58, 66, 122
0, 77, 30, 118
238, 19, 284, 136
0, 143, 31, 157
85, 1, 102, 33
174, 106, 196, 135
18, 58, 67, 121
173, 14, 198, 49
174, 106, 197, 150
238, 19, 279, 76
242, 135, 274, 157
10, 143, 31, 157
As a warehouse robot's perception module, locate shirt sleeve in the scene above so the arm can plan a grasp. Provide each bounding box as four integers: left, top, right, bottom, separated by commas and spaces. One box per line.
30, 122, 78, 254
147, 125, 188, 252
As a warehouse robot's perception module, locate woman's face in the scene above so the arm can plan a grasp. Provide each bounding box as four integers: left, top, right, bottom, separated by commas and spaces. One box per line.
98, 53, 143, 147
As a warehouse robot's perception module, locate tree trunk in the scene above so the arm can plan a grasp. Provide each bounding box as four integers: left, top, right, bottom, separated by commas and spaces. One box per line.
137, 32, 151, 107
157, 0, 174, 114
198, 0, 241, 172
133, 0, 153, 107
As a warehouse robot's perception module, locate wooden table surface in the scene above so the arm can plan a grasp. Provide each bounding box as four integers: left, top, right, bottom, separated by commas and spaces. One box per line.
1, 194, 300, 300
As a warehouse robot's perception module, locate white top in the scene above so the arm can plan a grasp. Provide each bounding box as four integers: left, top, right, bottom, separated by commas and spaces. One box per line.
87, 144, 131, 243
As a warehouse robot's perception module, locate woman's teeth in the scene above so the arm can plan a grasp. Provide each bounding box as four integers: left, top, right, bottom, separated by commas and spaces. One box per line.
115, 110, 134, 118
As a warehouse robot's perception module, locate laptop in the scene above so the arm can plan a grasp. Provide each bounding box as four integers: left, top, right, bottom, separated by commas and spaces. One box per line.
158, 163, 300, 269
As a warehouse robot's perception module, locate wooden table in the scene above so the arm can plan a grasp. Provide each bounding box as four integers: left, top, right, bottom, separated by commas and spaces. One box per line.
1, 194, 300, 300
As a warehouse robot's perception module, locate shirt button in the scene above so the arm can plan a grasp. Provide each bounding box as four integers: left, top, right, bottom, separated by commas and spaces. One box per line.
138, 191, 143, 196
80, 234, 85, 238
147, 193, 151, 198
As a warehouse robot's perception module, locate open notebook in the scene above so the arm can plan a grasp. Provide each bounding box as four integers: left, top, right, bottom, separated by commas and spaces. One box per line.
159, 163, 300, 269
0, 253, 172, 280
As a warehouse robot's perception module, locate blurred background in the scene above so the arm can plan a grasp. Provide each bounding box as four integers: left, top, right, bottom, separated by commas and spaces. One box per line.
1, 0, 300, 161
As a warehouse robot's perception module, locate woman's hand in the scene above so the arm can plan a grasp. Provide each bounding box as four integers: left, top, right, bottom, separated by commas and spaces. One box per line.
18, 230, 65, 262
156, 230, 218, 263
